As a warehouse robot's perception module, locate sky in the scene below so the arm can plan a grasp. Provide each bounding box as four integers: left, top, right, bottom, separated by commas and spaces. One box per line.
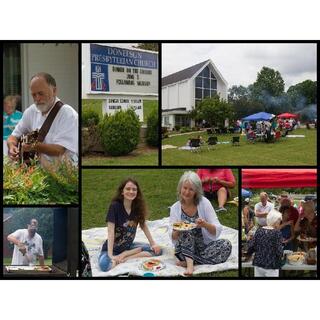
162, 43, 317, 90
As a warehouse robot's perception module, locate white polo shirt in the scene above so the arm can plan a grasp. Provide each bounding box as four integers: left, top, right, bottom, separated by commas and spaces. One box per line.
254, 201, 274, 226
9, 229, 44, 265
12, 98, 78, 163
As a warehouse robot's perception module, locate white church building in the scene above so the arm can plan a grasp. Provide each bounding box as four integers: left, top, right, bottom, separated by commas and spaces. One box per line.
162, 59, 228, 129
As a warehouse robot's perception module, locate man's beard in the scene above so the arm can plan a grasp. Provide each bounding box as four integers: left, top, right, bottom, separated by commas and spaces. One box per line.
36, 99, 54, 113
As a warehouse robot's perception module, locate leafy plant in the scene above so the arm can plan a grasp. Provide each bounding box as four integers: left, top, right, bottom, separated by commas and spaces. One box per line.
99, 109, 141, 156
3, 157, 78, 205
82, 109, 100, 127
146, 109, 159, 147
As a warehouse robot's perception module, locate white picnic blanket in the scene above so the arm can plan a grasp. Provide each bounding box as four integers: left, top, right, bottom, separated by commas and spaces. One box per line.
162, 144, 178, 150
286, 135, 305, 138
82, 217, 238, 277
179, 146, 197, 150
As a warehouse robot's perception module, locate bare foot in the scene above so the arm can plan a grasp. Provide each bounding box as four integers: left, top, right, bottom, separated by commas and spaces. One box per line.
176, 261, 187, 267
184, 266, 194, 276
111, 259, 118, 269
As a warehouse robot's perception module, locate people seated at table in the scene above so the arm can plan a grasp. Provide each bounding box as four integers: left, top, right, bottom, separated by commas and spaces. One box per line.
196, 168, 236, 213
279, 208, 295, 251
246, 128, 256, 142
254, 192, 274, 226
247, 209, 283, 277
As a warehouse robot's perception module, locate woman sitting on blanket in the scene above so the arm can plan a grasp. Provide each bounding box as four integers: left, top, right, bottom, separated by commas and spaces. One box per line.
99, 178, 162, 272
169, 171, 232, 276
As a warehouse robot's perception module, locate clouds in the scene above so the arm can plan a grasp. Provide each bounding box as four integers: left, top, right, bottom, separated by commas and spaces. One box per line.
162, 43, 317, 90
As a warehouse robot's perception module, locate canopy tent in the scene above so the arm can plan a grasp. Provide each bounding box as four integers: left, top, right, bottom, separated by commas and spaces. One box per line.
242, 112, 274, 121
241, 188, 253, 198
242, 169, 317, 189
277, 113, 299, 119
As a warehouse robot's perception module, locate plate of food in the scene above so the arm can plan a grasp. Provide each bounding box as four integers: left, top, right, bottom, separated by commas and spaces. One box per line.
141, 259, 165, 272
287, 251, 306, 266
297, 235, 317, 242
34, 266, 52, 272
173, 221, 197, 231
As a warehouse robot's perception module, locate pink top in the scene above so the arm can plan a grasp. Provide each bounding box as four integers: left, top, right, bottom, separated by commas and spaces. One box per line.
197, 169, 235, 192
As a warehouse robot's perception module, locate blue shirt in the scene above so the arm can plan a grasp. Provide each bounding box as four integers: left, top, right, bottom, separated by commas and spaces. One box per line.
3, 110, 23, 140
101, 200, 138, 254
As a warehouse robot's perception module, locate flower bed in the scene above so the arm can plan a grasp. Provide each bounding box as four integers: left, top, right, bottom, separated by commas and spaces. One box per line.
3, 158, 78, 205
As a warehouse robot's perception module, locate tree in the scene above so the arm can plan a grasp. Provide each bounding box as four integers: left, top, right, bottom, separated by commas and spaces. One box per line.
134, 43, 159, 52
228, 85, 250, 102
287, 80, 317, 109
251, 67, 288, 113
232, 97, 264, 119
252, 66, 285, 98
192, 95, 235, 128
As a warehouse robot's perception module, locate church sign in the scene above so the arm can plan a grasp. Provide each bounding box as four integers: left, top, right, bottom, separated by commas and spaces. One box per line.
102, 97, 143, 122
90, 44, 158, 95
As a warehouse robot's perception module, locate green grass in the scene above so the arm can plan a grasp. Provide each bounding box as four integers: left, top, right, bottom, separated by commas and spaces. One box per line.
82, 147, 159, 166
82, 99, 158, 124
82, 168, 239, 229
162, 128, 316, 165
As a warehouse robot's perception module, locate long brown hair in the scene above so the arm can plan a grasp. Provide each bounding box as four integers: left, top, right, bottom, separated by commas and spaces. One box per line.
112, 178, 148, 226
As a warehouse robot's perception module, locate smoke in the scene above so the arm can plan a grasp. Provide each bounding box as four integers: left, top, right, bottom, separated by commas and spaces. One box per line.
256, 90, 316, 117
256, 90, 289, 113
297, 104, 317, 121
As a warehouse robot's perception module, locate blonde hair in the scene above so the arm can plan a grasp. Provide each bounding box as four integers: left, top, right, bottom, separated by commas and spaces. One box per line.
266, 209, 282, 227
4, 95, 17, 105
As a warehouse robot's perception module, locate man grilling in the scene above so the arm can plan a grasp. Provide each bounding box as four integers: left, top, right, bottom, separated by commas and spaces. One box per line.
7, 219, 45, 266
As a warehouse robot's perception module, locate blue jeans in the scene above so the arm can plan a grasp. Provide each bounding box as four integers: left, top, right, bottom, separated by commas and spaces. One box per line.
98, 242, 162, 272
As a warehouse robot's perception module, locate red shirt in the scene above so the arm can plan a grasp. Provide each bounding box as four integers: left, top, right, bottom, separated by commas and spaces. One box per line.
197, 169, 235, 192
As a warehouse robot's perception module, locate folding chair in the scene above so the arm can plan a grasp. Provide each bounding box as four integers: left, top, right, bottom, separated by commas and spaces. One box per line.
232, 136, 240, 146
189, 138, 201, 152
207, 136, 218, 150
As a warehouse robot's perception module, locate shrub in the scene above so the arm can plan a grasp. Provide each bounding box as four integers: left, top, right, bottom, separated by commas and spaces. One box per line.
175, 125, 181, 131
146, 109, 159, 147
99, 109, 140, 156
180, 126, 191, 133
82, 109, 100, 127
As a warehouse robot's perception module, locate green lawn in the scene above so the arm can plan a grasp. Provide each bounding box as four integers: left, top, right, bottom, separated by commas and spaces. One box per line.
82, 147, 159, 166
162, 128, 316, 165
82, 168, 239, 230
82, 168, 239, 277
82, 99, 158, 124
